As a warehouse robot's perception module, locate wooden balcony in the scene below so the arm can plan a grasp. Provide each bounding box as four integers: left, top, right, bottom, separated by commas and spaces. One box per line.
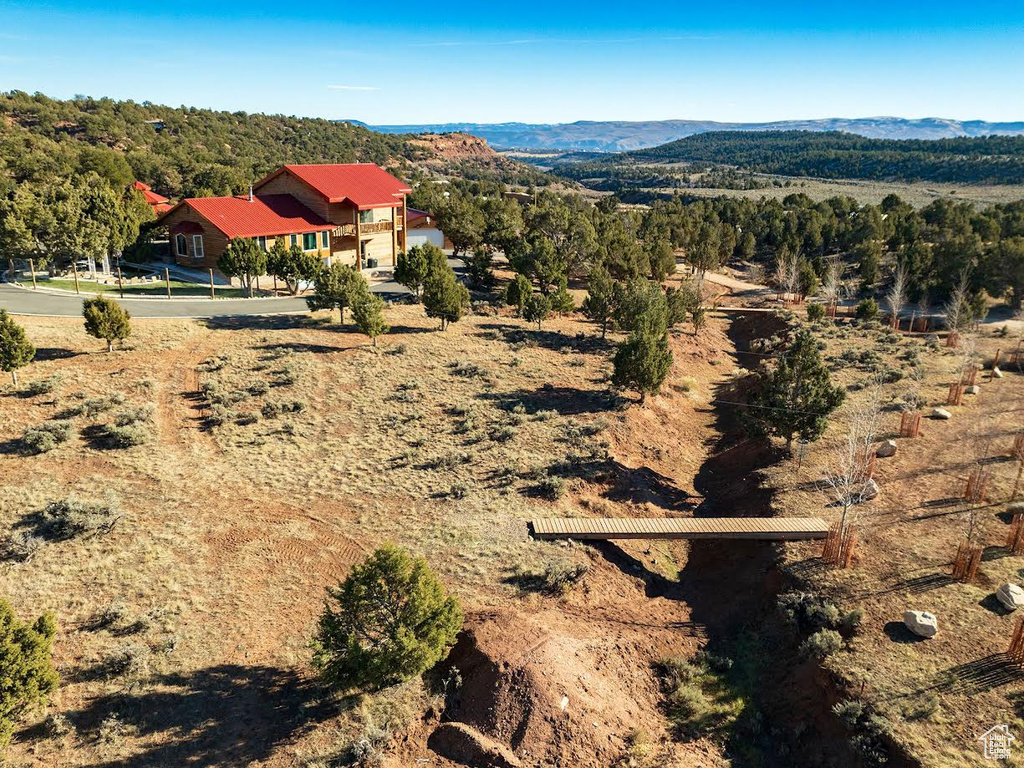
331, 221, 394, 237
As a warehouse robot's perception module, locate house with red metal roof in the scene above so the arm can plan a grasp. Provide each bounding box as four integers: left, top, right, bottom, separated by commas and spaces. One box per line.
131, 181, 174, 216
157, 163, 412, 274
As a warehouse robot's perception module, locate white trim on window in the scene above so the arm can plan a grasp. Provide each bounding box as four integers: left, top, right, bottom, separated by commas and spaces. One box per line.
192, 234, 205, 260
302, 232, 318, 252
174, 233, 188, 256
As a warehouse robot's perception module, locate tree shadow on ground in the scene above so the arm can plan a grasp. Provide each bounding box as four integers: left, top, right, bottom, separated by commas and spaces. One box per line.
474, 321, 614, 355
32, 347, 83, 362
477, 385, 623, 416
256, 341, 348, 355
32, 664, 330, 767
200, 315, 328, 331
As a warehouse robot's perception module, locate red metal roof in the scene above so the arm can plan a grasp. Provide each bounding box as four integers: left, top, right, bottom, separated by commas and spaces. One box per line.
165, 195, 335, 239
256, 164, 411, 209
132, 180, 171, 206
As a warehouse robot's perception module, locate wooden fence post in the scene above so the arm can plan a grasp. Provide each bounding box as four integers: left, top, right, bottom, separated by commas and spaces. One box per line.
209, 268, 215, 299
29, 259, 36, 289
72, 262, 80, 294
117, 266, 124, 299
165, 268, 171, 298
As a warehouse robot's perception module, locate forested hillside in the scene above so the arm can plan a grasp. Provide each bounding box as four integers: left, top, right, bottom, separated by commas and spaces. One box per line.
625, 131, 1024, 184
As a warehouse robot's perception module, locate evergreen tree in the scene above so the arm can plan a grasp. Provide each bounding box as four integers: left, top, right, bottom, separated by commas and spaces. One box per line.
307, 262, 361, 324
647, 238, 677, 282
0, 310, 35, 385
581, 264, 617, 338
666, 281, 700, 329
523, 292, 551, 330
267, 240, 322, 295
422, 258, 470, 330
218, 237, 268, 297
504, 273, 533, 314
856, 240, 882, 292
549, 276, 575, 316
352, 291, 389, 347
612, 330, 673, 404
614, 278, 668, 336
82, 295, 131, 352
464, 246, 495, 289
747, 330, 845, 450
394, 244, 434, 299
0, 599, 58, 751
311, 545, 462, 691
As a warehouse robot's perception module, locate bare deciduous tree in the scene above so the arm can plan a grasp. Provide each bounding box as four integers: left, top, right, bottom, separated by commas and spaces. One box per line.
822, 383, 884, 534
885, 262, 909, 330
944, 268, 972, 334
820, 259, 844, 310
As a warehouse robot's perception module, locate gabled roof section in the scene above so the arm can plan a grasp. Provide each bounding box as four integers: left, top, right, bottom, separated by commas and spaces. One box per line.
159, 194, 335, 239
131, 180, 171, 206
255, 163, 412, 209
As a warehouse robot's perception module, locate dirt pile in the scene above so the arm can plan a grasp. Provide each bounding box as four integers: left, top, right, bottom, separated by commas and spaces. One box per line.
434, 608, 711, 767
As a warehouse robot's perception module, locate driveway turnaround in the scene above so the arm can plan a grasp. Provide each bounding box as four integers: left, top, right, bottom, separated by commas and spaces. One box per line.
0, 282, 407, 319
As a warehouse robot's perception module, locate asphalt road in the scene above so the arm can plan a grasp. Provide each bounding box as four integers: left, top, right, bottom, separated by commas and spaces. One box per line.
0, 277, 413, 319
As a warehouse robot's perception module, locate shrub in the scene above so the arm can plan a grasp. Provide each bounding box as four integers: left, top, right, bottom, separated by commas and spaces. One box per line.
248, 380, 270, 396
311, 544, 463, 691
490, 425, 515, 442
0, 600, 58, 750
38, 497, 122, 540
261, 401, 282, 419
855, 298, 879, 321
114, 404, 154, 427
207, 404, 231, 426
540, 562, 588, 594
83, 295, 132, 352
657, 654, 743, 740
777, 592, 840, 632
449, 482, 469, 499
22, 420, 73, 454
806, 302, 826, 321
800, 629, 844, 659
24, 374, 62, 397
1, 532, 43, 563
449, 360, 486, 378
102, 422, 150, 448
102, 641, 151, 679
535, 475, 566, 500
840, 608, 864, 637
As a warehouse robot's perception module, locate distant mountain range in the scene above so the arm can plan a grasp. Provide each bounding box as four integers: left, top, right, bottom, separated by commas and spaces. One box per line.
355, 118, 1024, 152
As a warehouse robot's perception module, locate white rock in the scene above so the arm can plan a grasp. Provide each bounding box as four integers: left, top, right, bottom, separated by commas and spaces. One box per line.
997, 584, 1024, 611
993, 367, 1004, 379
858, 478, 880, 501
964, 385, 981, 395
932, 408, 952, 420
904, 610, 939, 638
876, 440, 897, 458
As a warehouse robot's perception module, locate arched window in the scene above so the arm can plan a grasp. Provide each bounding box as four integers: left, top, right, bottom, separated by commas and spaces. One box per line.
175, 233, 188, 256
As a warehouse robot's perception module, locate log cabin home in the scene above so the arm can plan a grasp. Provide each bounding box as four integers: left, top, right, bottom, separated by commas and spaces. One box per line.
157, 163, 412, 275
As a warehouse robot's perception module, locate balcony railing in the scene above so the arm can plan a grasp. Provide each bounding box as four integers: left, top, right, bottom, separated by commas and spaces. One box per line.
331, 221, 394, 237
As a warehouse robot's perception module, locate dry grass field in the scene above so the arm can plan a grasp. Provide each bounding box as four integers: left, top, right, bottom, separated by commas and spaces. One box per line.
1, 300, 742, 767
768, 314, 1024, 767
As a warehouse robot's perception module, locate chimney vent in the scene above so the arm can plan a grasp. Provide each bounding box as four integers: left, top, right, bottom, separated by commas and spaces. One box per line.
248, 185, 254, 202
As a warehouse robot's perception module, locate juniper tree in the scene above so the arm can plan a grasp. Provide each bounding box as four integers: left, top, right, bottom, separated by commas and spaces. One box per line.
218, 237, 267, 297
614, 278, 668, 336
0, 310, 34, 385
523, 292, 551, 330
311, 544, 462, 691
465, 246, 495, 289
394, 244, 435, 299
747, 330, 845, 451
307, 262, 361, 324
612, 329, 673, 404
422, 258, 469, 330
82, 295, 131, 352
504, 273, 533, 314
0, 600, 58, 751
267, 240, 322, 295
581, 264, 617, 338
549, 276, 575, 316
352, 291, 389, 347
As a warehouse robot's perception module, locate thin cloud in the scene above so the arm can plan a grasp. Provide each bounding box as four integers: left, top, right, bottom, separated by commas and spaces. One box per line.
327, 85, 379, 91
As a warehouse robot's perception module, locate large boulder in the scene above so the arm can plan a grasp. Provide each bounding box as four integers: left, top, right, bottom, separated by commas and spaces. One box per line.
932, 408, 952, 420
876, 440, 897, 458
964, 385, 981, 395
428, 723, 522, 768
997, 584, 1024, 612
904, 610, 939, 638
993, 367, 1004, 379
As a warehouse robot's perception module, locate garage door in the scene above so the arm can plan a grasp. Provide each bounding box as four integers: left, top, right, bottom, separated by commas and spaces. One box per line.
406, 229, 445, 249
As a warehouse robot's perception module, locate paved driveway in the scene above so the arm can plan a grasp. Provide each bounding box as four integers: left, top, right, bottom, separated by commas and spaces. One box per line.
0, 259, 464, 319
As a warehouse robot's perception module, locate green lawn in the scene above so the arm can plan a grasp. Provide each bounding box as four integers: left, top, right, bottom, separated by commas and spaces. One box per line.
19, 278, 258, 299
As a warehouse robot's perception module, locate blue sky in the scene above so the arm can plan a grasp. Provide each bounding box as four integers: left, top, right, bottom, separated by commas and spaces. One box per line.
1, 0, 1022, 124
